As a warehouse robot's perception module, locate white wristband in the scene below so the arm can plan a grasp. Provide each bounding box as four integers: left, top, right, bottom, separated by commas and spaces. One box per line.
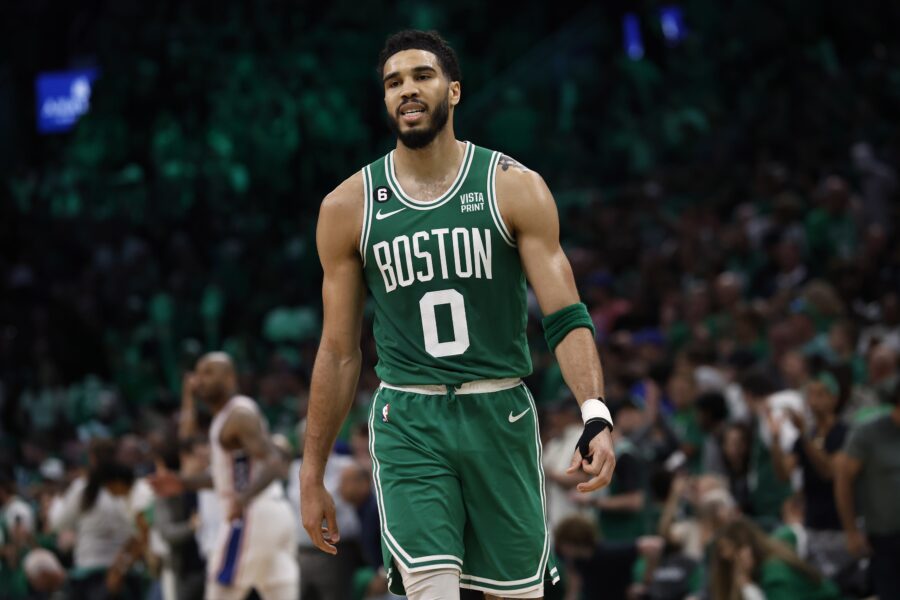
581, 398, 613, 428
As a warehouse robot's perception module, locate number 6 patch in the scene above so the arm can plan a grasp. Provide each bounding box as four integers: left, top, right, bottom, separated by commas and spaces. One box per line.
375, 186, 392, 203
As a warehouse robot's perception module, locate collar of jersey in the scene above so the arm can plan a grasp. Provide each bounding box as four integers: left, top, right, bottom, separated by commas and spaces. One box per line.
384, 141, 474, 210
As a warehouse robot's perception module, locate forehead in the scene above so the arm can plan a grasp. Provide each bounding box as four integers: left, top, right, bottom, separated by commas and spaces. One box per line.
383, 49, 442, 77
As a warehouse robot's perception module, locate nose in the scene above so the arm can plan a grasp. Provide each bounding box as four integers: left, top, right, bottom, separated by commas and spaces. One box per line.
399, 77, 420, 100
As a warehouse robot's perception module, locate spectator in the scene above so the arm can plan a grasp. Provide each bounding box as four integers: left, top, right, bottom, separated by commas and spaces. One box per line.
710, 518, 840, 600
554, 514, 664, 600
151, 444, 205, 600
834, 379, 900, 600
767, 372, 851, 578
47, 459, 143, 599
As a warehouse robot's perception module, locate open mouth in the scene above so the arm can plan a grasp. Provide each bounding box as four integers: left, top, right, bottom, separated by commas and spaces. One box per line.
399, 103, 427, 123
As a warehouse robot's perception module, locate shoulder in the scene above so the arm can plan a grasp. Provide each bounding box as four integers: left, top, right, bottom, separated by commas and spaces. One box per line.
492, 153, 556, 231
320, 171, 365, 217
226, 396, 261, 423
494, 153, 548, 198
318, 171, 366, 250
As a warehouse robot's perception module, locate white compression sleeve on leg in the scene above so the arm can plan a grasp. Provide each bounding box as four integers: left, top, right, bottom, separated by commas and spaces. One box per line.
396, 560, 461, 600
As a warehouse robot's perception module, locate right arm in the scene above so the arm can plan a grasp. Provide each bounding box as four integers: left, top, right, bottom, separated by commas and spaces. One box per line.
834, 451, 869, 556
300, 173, 366, 555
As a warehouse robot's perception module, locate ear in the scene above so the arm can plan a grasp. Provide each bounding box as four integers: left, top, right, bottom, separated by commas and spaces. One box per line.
448, 80, 461, 108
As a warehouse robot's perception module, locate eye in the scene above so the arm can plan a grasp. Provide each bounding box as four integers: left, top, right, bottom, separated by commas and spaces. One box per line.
417, 74, 431, 81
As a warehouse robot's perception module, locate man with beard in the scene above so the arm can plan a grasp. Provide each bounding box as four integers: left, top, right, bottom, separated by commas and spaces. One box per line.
300, 30, 616, 600
150, 353, 298, 600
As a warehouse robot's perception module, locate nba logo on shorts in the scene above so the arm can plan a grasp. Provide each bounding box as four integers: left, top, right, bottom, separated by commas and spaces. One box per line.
382, 403, 390, 422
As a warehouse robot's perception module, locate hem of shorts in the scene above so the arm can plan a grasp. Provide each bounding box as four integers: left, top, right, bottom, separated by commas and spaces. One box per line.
387, 547, 464, 574
459, 579, 546, 595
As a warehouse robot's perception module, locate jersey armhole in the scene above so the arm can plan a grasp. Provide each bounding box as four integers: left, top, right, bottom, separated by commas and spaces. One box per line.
486, 151, 516, 247
359, 166, 374, 266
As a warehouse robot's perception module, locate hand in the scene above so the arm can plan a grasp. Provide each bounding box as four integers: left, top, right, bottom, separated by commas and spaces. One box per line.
846, 529, 871, 557
105, 567, 124, 595
189, 512, 201, 531
181, 372, 196, 399
300, 479, 340, 555
785, 408, 805, 432
566, 427, 616, 492
147, 470, 184, 497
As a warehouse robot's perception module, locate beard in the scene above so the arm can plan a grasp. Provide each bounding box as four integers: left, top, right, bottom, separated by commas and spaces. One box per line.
387, 95, 450, 150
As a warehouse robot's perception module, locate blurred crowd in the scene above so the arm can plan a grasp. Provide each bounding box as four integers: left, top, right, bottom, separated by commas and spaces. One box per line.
2, 0, 900, 599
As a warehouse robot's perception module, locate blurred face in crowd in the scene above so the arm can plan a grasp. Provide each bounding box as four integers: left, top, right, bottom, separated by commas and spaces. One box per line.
667, 374, 696, 410
722, 425, 749, 472
382, 49, 459, 149
805, 381, 837, 417
778, 350, 808, 389
193, 353, 236, 407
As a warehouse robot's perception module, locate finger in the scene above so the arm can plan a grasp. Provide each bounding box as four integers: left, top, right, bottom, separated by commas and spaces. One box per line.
586, 446, 605, 475
565, 450, 582, 474
577, 453, 615, 492
304, 518, 336, 555
325, 504, 341, 545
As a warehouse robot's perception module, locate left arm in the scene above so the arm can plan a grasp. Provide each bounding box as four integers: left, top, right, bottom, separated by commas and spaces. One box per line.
496, 157, 615, 492
221, 408, 288, 514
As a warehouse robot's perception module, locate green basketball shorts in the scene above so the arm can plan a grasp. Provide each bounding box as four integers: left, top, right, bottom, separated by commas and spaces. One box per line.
367, 378, 560, 596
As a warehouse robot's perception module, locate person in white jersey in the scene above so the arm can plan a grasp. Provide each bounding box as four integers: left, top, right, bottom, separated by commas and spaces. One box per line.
150, 352, 299, 600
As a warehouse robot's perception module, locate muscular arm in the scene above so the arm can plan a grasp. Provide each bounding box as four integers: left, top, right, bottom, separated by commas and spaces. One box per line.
221, 408, 288, 507
300, 174, 366, 554
301, 174, 366, 484
496, 158, 604, 403
496, 157, 614, 491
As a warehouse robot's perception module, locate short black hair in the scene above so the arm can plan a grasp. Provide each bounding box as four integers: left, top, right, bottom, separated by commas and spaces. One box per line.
696, 391, 728, 423
378, 30, 461, 82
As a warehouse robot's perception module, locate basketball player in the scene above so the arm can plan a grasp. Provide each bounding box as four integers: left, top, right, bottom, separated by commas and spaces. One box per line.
300, 30, 615, 600
151, 353, 299, 600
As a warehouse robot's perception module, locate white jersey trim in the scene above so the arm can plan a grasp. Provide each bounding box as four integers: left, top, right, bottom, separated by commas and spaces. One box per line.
384, 141, 474, 210
359, 166, 374, 267
486, 151, 516, 247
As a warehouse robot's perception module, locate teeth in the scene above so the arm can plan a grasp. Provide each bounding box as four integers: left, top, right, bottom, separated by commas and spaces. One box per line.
403, 109, 424, 115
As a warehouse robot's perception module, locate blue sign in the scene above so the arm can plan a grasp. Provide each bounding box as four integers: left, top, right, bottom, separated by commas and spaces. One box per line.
660, 6, 686, 44
623, 14, 644, 60
35, 68, 99, 133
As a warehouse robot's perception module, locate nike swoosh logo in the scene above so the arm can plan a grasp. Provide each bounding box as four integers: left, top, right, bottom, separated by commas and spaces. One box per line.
375, 207, 407, 220
508, 408, 529, 423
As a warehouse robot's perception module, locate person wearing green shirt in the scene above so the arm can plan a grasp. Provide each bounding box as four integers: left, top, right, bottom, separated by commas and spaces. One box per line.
711, 518, 840, 600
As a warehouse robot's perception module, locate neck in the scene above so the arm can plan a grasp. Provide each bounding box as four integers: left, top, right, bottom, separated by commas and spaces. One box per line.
393, 124, 463, 182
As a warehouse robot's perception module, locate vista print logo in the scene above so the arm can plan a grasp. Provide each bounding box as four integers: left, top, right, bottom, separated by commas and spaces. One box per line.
36, 69, 99, 133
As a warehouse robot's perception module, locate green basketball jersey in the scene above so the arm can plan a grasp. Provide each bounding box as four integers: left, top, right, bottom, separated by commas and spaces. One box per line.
360, 141, 532, 385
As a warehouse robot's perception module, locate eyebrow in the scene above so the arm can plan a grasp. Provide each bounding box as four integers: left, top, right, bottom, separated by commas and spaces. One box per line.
382, 65, 438, 83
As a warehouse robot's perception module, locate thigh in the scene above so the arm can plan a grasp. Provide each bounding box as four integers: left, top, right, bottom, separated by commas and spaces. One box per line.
205, 581, 250, 600
457, 384, 557, 598
256, 580, 299, 600
369, 387, 466, 591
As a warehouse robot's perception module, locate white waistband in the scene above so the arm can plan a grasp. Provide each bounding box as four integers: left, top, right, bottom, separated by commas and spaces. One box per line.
379, 378, 523, 395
